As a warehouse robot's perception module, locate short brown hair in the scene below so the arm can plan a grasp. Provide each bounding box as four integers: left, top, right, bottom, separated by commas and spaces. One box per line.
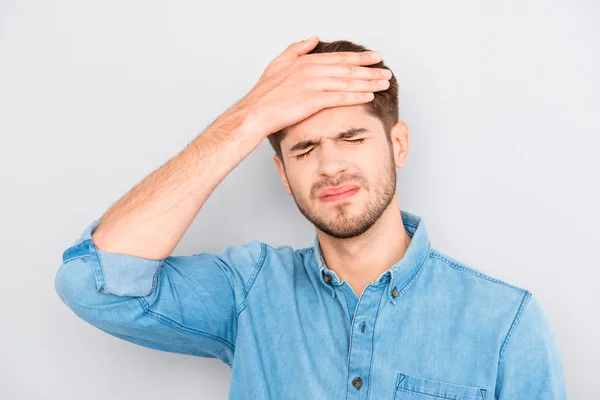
266, 39, 399, 164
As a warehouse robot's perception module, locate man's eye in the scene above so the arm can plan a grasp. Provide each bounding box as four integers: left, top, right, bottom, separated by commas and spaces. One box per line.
295, 149, 314, 159
295, 139, 364, 160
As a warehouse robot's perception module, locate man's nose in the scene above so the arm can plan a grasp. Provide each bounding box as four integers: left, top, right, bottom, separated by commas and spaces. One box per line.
316, 145, 350, 177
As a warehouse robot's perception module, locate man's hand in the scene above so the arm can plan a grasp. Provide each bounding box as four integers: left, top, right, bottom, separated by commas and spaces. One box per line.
234, 36, 393, 138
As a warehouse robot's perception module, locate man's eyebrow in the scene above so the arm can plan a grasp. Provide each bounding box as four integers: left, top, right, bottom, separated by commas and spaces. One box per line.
288, 128, 370, 153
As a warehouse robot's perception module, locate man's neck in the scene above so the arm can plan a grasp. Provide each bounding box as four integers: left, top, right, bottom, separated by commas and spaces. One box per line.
315, 199, 412, 298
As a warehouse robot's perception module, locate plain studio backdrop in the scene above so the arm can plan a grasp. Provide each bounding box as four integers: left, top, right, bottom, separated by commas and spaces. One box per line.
1, 1, 598, 398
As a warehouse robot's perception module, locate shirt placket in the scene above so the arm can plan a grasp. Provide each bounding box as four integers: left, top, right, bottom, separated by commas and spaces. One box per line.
344, 282, 386, 399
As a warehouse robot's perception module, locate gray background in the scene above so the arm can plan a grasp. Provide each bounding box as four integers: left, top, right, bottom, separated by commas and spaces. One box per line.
1, 1, 598, 398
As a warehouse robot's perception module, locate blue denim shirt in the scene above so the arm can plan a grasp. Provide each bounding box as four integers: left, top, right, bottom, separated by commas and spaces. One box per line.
55, 210, 567, 399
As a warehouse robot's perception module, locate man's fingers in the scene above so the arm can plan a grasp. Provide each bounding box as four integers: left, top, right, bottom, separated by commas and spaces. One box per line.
314, 77, 390, 92
275, 36, 320, 62
317, 91, 375, 109
310, 64, 393, 81
302, 51, 382, 66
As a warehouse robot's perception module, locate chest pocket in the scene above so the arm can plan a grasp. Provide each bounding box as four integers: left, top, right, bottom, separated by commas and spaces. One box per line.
394, 373, 488, 400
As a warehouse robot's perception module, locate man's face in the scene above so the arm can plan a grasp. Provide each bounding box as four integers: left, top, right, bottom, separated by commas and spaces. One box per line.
274, 104, 406, 239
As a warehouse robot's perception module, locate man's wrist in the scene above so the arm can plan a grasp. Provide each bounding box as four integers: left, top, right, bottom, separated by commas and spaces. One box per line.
227, 101, 270, 142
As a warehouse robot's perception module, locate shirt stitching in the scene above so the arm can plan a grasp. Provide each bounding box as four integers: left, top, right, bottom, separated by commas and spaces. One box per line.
366, 287, 387, 400
137, 296, 236, 353
236, 242, 267, 317
428, 250, 527, 292
498, 290, 532, 362
393, 242, 431, 301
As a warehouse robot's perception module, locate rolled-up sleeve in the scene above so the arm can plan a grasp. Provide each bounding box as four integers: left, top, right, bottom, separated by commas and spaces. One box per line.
494, 292, 568, 399
55, 218, 266, 367
60, 218, 162, 296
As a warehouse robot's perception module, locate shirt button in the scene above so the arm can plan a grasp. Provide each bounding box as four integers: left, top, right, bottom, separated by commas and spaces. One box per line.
392, 287, 398, 297
323, 273, 332, 283
352, 377, 363, 389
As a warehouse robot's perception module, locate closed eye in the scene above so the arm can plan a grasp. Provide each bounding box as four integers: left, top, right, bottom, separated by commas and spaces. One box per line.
294, 138, 366, 160
295, 149, 313, 160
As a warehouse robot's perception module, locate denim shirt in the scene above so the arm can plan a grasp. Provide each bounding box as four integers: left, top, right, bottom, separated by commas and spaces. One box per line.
55, 210, 567, 399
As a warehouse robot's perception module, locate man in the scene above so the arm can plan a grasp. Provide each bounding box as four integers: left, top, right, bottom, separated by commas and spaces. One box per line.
55, 37, 567, 399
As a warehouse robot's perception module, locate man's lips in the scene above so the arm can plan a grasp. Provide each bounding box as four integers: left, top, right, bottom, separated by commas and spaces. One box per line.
318, 185, 360, 200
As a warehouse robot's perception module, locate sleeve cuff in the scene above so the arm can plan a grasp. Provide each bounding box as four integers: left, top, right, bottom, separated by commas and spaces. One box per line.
62, 218, 163, 297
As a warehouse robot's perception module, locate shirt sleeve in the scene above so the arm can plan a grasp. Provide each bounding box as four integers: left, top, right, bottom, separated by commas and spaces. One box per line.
54, 218, 266, 367
494, 292, 568, 399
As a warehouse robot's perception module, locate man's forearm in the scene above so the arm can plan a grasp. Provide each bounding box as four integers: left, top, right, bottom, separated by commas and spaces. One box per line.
91, 105, 265, 260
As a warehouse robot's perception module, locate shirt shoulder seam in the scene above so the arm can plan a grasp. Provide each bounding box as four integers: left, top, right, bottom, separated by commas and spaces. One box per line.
498, 289, 532, 362
428, 248, 527, 292
235, 242, 268, 317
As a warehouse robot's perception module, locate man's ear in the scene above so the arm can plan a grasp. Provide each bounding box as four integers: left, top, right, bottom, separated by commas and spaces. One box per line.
390, 121, 409, 168
273, 154, 292, 195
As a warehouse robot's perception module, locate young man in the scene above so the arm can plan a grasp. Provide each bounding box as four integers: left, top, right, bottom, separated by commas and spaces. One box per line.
55, 37, 567, 399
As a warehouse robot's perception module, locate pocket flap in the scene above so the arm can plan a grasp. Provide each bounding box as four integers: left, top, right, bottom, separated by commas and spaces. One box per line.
396, 373, 487, 400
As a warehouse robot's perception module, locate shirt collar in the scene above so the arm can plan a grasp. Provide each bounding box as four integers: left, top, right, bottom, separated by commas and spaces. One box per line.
311, 209, 431, 304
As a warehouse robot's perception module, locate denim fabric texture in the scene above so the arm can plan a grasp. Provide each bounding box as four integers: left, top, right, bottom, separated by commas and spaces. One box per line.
55, 209, 567, 399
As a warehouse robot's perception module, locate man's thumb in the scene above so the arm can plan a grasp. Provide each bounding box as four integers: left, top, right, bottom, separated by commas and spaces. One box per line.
276, 36, 319, 61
